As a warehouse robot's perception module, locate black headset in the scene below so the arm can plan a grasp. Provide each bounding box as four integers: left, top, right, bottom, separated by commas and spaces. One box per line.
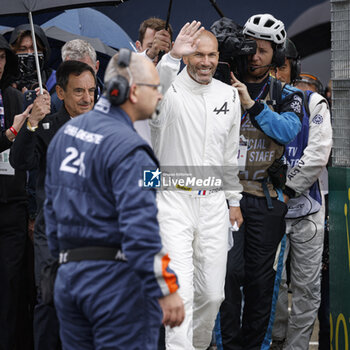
290, 57, 301, 83
284, 39, 301, 83
106, 48, 132, 106
272, 44, 286, 68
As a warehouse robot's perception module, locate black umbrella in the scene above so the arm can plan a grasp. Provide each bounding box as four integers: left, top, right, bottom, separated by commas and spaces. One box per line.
0, 1, 128, 16
0, 0, 129, 92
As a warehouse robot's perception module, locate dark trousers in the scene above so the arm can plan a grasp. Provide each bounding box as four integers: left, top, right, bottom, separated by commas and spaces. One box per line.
34, 300, 61, 350
220, 194, 287, 350
33, 212, 61, 350
0, 201, 27, 350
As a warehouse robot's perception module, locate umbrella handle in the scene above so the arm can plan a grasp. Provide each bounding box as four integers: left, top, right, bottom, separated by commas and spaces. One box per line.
28, 12, 43, 94
157, 0, 173, 62
209, 0, 225, 18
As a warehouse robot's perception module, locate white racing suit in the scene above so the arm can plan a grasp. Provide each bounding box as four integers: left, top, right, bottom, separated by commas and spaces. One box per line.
151, 53, 242, 350
272, 91, 332, 349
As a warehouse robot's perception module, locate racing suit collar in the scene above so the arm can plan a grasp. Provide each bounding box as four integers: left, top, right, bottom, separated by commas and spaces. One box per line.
180, 67, 213, 94
94, 96, 133, 129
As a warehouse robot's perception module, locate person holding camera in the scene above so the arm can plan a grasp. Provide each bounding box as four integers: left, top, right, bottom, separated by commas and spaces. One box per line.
0, 32, 34, 350
217, 14, 303, 350
10, 60, 95, 350
10, 24, 56, 94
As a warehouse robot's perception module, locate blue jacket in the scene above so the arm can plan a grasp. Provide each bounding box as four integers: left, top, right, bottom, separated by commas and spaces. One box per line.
247, 78, 303, 145
44, 97, 178, 299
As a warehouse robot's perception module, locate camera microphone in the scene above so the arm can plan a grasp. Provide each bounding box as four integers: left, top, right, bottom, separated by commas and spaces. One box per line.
250, 64, 273, 72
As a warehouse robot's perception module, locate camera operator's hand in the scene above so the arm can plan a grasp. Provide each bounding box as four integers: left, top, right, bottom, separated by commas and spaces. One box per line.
147, 29, 172, 61
231, 72, 255, 110
28, 89, 51, 127
170, 21, 204, 60
283, 194, 290, 204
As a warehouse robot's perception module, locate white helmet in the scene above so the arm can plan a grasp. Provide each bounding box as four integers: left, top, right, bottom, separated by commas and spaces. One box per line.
243, 14, 286, 45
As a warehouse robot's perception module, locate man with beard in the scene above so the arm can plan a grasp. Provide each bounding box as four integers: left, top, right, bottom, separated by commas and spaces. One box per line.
151, 21, 243, 350
10, 60, 96, 350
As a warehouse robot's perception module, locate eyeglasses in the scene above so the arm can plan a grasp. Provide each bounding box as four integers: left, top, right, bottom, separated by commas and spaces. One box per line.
135, 83, 162, 93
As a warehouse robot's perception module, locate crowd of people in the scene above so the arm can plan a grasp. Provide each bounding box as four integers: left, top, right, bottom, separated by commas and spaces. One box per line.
0, 12, 332, 350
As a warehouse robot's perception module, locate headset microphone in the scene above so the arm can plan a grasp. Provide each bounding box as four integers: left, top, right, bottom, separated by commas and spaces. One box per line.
250, 64, 274, 72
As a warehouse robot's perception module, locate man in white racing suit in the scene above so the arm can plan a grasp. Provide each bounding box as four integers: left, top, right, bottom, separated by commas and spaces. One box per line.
271, 39, 333, 350
150, 21, 243, 350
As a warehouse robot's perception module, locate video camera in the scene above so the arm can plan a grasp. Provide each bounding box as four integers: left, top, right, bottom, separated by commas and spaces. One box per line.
210, 17, 256, 84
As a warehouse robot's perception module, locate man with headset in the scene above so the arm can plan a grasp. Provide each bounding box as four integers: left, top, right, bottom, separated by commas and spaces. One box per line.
44, 50, 184, 350
217, 14, 303, 350
270, 39, 332, 350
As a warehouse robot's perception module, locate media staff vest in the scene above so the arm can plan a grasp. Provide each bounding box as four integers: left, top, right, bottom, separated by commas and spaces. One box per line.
239, 90, 285, 198
284, 90, 322, 218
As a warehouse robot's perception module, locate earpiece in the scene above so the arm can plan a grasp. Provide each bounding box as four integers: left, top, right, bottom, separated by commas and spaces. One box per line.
106, 49, 132, 106
272, 44, 286, 68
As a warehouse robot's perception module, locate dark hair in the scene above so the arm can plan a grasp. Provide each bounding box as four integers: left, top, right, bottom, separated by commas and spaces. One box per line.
56, 60, 96, 91
138, 17, 173, 43
10, 30, 45, 54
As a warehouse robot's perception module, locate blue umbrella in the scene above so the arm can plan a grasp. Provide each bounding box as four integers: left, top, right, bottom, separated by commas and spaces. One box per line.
42, 8, 136, 51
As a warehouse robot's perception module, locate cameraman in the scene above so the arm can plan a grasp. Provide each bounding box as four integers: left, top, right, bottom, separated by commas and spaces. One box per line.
217, 14, 303, 350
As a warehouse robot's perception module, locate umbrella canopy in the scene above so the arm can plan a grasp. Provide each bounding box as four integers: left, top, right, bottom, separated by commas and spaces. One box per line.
42, 8, 135, 51
0, 25, 117, 57
44, 26, 117, 57
0, 0, 130, 92
43, 26, 117, 80
0, 24, 117, 79
0, 1, 128, 16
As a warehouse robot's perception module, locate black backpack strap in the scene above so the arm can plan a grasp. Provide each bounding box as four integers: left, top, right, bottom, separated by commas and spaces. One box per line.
266, 76, 283, 113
